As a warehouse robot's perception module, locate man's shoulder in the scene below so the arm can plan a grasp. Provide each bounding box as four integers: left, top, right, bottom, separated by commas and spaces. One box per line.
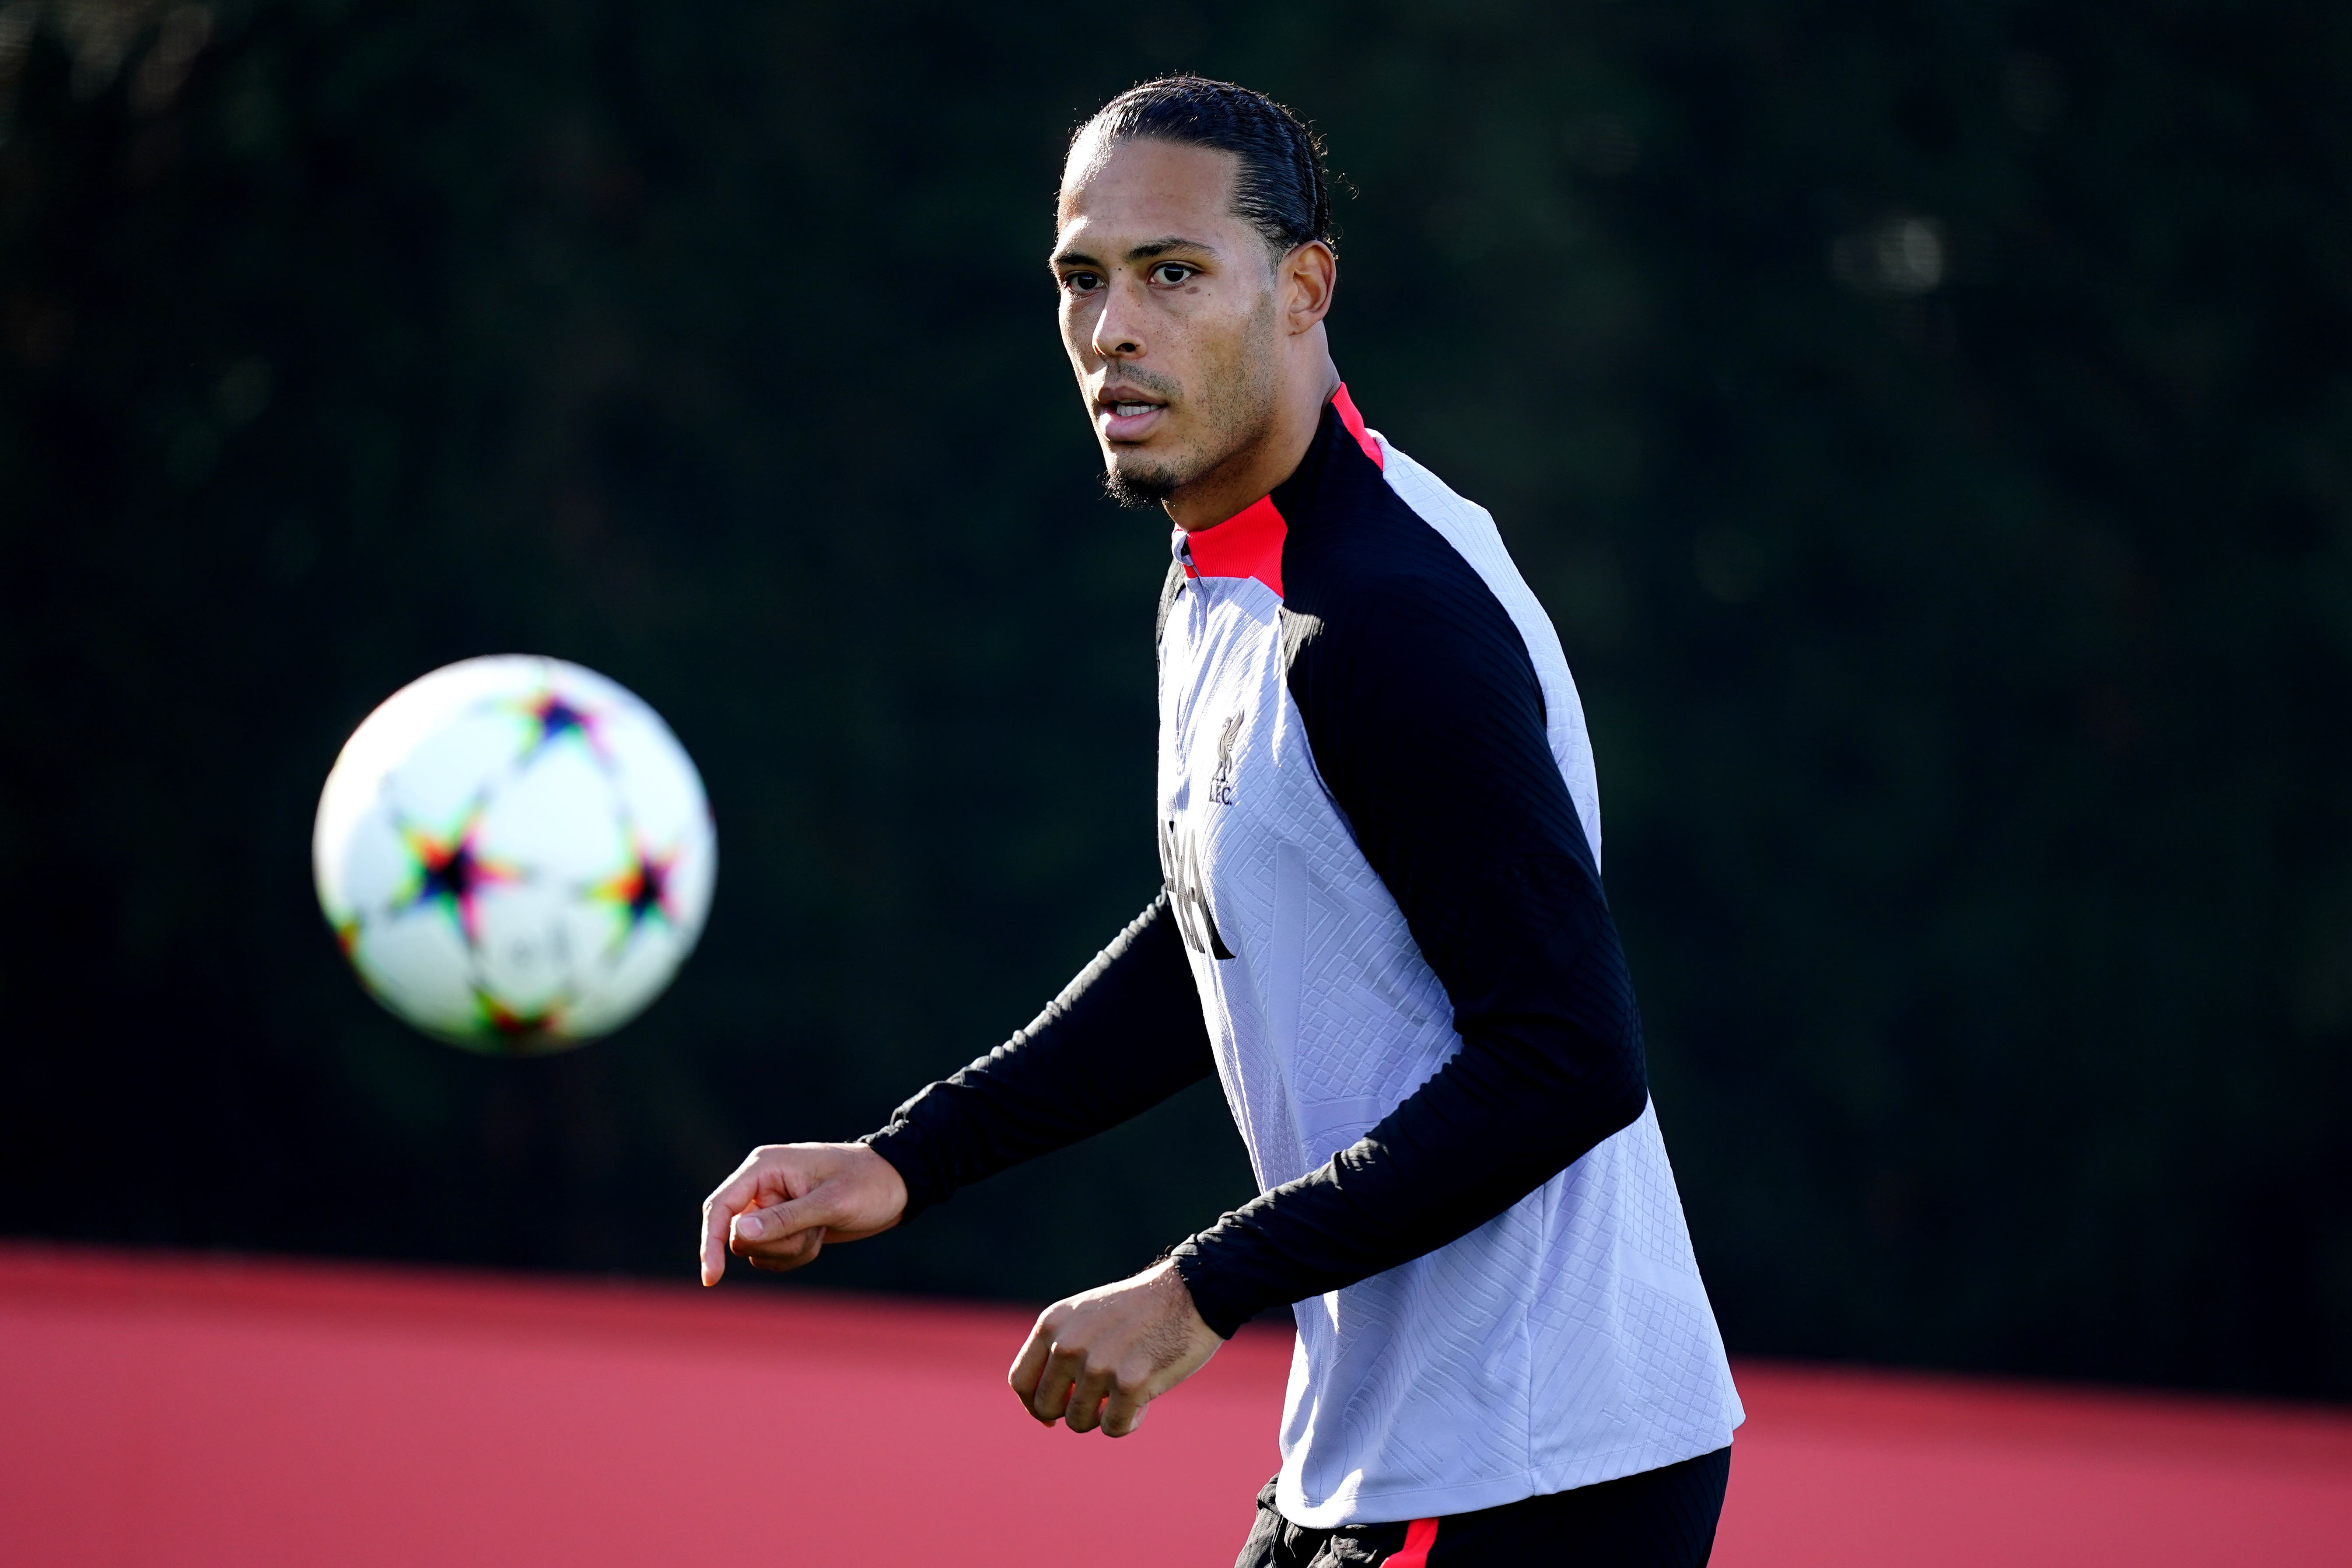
1285, 448, 1518, 642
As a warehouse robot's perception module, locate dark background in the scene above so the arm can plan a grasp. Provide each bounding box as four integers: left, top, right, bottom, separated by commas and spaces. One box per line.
5, 0, 2349, 1400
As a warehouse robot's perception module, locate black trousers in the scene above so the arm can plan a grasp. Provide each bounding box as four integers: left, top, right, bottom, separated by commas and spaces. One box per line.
1234, 1446, 1732, 1568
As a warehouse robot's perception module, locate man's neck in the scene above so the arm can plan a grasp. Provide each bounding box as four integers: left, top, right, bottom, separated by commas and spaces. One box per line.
1167, 354, 1342, 532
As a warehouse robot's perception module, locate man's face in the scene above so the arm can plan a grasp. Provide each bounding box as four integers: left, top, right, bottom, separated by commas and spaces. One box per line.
1050, 133, 1283, 508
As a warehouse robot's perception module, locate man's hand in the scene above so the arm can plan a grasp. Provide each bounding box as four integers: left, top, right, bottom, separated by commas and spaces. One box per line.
699, 1142, 908, 1286
1007, 1261, 1222, 1437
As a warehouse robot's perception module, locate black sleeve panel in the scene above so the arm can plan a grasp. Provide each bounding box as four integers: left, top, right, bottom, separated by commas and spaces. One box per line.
861, 894, 1216, 1220
1170, 551, 1650, 1337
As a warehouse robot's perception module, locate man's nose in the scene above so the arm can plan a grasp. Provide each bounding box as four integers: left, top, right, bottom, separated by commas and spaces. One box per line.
1090, 277, 1145, 360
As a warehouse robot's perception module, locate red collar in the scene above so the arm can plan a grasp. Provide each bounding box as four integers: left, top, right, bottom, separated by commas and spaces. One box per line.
1181, 493, 1287, 597
1331, 382, 1384, 469
1174, 385, 1380, 600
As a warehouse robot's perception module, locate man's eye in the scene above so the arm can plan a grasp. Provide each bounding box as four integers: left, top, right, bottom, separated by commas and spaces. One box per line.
1063, 272, 1102, 294
1151, 263, 1196, 286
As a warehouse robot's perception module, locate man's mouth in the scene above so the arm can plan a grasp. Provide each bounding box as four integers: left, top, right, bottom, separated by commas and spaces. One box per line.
1096, 386, 1171, 442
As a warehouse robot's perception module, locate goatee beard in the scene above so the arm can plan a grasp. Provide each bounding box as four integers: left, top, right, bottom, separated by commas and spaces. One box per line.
1102, 466, 1180, 509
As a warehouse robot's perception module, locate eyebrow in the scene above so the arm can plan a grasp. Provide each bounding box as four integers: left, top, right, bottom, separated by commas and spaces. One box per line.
1050, 234, 1220, 270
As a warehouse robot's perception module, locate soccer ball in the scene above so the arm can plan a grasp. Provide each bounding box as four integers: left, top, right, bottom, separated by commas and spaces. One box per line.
312, 655, 717, 1053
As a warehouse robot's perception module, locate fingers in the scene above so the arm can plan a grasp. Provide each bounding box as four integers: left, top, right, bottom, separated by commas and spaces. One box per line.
1032, 1352, 1081, 1427
728, 1192, 838, 1273
1033, 1343, 1148, 1435
1008, 1314, 1055, 1419
700, 1148, 808, 1285
1006, 1264, 1225, 1437
701, 1143, 896, 1286
1007, 1306, 1145, 1434
1011, 1316, 1082, 1429
1099, 1377, 1152, 1438
732, 1193, 824, 1245
1068, 1351, 1145, 1434
1061, 1348, 1113, 1433
1100, 1331, 1203, 1436
699, 1207, 725, 1287
698, 1153, 772, 1286
1010, 1310, 1091, 1427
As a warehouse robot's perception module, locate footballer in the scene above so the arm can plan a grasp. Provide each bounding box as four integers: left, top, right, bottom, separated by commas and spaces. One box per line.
700, 76, 1743, 1567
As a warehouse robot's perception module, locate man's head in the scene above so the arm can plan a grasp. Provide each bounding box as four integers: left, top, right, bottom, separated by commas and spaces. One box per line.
1052, 77, 1340, 521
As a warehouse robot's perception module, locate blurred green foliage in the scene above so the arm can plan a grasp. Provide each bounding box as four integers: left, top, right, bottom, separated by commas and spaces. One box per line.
4, 0, 2350, 1398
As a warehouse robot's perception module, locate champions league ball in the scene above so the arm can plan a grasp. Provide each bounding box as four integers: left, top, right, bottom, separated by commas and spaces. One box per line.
313, 655, 716, 1053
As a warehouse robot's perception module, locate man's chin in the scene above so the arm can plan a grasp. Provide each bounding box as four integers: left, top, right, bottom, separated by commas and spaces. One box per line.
1101, 461, 1182, 510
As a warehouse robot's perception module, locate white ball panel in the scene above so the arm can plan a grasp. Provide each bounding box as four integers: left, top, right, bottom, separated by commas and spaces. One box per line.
317, 796, 410, 922
563, 924, 690, 1036
384, 707, 532, 833
598, 706, 707, 838
352, 911, 483, 1036
469, 881, 592, 1018
315, 664, 496, 877
477, 745, 630, 885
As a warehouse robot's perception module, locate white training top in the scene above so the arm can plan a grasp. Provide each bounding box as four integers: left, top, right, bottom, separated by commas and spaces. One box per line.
1156, 393, 1744, 1526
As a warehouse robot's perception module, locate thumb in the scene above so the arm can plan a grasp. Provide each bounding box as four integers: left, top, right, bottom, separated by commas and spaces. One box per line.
732, 1189, 838, 1246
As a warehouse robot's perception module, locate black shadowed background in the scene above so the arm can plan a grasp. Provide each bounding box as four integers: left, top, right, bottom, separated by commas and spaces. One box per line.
4, 0, 2350, 1400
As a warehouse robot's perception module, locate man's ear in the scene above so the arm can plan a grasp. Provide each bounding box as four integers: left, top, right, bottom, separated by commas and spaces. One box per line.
1283, 240, 1337, 334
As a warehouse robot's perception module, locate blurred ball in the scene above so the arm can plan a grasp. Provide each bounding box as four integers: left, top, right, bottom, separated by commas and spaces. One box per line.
313, 655, 716, 1053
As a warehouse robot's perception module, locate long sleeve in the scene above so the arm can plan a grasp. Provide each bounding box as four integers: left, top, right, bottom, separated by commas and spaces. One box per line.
861, 894, 1216, 1220
1169, 562, 1649, 1337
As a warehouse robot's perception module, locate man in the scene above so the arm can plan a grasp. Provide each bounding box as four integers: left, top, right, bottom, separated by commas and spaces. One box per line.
699, 77, 1743, 1566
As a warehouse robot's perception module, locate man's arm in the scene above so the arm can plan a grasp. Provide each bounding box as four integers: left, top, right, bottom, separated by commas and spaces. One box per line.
1170, 566, 1649, 1337
700, 895, 1214, 1281
861, 893, 1215, 1215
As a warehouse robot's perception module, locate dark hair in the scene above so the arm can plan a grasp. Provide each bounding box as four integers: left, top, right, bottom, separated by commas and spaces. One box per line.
1078, 76, 1333, 257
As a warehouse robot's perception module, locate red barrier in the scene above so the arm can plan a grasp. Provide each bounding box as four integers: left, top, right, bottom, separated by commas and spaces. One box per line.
3, 1245, 2346, 1565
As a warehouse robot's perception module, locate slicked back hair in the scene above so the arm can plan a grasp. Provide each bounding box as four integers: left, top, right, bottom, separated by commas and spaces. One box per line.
1076, 76, 1333, 261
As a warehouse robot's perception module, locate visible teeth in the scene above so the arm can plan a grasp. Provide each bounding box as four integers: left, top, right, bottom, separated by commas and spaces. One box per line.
1113, 402, 1155, 417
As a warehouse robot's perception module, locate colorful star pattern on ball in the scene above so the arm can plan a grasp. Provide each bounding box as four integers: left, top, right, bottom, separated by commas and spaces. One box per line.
476, 990, 562, 1050
397, 808, 516, 946
592, 840, 680, 942
516, 689, 604, 763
